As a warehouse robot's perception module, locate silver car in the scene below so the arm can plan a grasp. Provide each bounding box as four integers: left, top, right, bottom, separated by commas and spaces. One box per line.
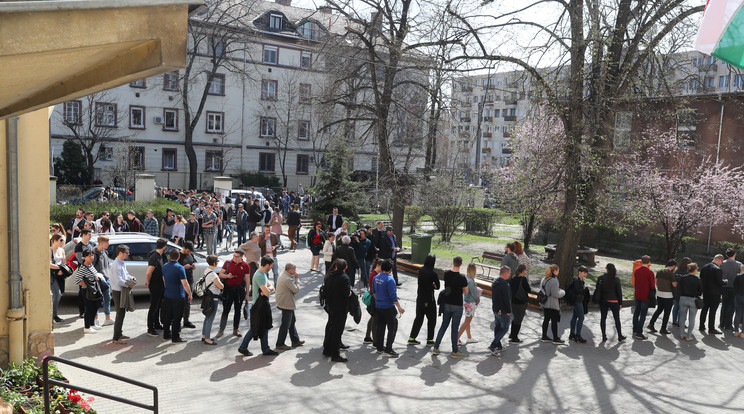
64, 233, 219, 295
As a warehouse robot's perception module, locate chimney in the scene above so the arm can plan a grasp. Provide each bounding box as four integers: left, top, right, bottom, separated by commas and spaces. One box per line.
318, 6, 332, 14
276, 0, 291, 6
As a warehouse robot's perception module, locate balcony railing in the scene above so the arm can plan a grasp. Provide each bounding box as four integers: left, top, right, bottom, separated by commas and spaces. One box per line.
483, 132, 492, 138
502, 148, 512, 154
503, 132, 512, 138
483, 117, 493, 122
505, 100, 518, 105
698, 63, 718, 72
504, 115, 517, 122
460, 118, 471, 123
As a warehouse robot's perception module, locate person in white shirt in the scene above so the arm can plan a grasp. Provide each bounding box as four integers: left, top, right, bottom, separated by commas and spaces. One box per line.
322, 233, 336, 276
334, 221, 350, 238
49, 234, 66, 323
110, 245, 135, 343
201, 255, 224, 345
173, 215, 186, 246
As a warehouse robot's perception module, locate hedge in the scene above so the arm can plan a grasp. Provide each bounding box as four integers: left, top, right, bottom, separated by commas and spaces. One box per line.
50, 198, 190, 228
464, 208, 501, 236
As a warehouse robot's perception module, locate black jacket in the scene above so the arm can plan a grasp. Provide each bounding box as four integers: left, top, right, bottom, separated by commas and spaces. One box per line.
491, 277, 512, 314
332, 244, 359, 281
370, 228, 384, 250
248, 203, 261, 222
327, 214, 343, 231
324, 270, 351, 312
378, 233, 397, 259
509, 275, 531, 305
596, 274, 622, 303
679, 274, 703, 298
566, 277, 586, 304
249, 295, 273, 339
287, 210, 301, 226
417, 267, 440, 302
700, 262, 724, 301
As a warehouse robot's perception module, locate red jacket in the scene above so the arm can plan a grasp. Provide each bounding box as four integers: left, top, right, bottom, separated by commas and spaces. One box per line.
634, 266, 655, 300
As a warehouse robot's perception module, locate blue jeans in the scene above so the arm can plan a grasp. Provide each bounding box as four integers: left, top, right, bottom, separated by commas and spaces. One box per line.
632, 299, 649, 335
101, 279, 111, 316
733, 295, 744, 333
360, 259, 371, 288
679, 296, 698, 337
570, 301, 585, 335
201, 298, 220, 339
489, 312, 511, 349
672, 298, 680, 324
434, 303, 463, 352
276, 308, 300, 346
271, 256, 279, 286
50, 275, 62, 318
721, 288, 735, 329
239, 327, 270, 353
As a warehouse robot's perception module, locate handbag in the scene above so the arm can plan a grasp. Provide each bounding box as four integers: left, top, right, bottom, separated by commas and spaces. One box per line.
694, 298, 704, 309
362, 290, 372, 306
201, 290, 216, 316
84, 278, 102, 301
514, 282, 529, 302
592, 279, 603, 304
58, 264, 74, 278
648, 287, 657, 308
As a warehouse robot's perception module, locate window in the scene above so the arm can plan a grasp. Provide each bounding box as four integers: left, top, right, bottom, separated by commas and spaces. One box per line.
260, 117, 276, 137
207, 73, 225, 95
296, 154, 309, 174
206, 112, 224, 133
298, 121, 310, 140
300, 51, 312, 69
129, 79, 146, 88
736, 75, 744, 88
98, 145, 113, 161
63, 101, 81, 125
259, 152, 275, 172
129, 146, 145, 170
719, 75, 730, 88
299, 83, 311, 104
692, 57, 703, 67
705, 77, 714, 88
162, 148, 177, 171
690, 79, 700, 91
263, 45, 278, 64
298, 21, 320, 40
129, 106, 145, 129
676, 109, 698, 148
208, 36, 225, 57
270, 14, 282, 30
261, 79, 278, 100
163, 71, 179, 91
95, 102, 117, 127
706, 56, 717, 65
163, 108, 178, 131
493, 109, 500, 118
613, 112, 632, 149
205, 151, 223, 172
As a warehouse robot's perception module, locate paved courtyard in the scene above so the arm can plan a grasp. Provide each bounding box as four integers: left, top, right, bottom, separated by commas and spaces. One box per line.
54, 247, 744, 413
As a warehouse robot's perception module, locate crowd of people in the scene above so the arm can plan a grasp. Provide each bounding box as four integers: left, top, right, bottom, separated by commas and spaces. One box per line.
52, 202, 744, 362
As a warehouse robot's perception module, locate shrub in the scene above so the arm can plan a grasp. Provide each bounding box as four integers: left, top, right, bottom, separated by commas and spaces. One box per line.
713, 240, 744, 255
428, 206, 467, 243
464, 208, 501, 236
404, 206, 423, 233
51, 199, 189, 229
233, 171, 280, 189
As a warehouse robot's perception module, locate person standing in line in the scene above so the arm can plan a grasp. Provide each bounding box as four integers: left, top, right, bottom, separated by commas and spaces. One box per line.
372, 259, 405, 358
75, 251, 102, 334
501, 243, 519, 277
178, 241, 198, 329
513, 241, 530, 280
274, 262, 305, 350
74, 228, 97, 318
408, 253, 440, 346
113, 214, 130, 233
678, 263, 702, 341
236, 203, 249, 246
323, 259, 351, 362
333, 235, 359, 288
185, 212, 200, 245
143, 210, 159, 237
720, 249, 741, 331
508, 264, 531, 344
352, 230, 372, 288
568, 266, 589, 343
238, 255, 278, 357
202, 205, 217, 256
127, 210, 143, 233
145, 238, 168, 337
540, 265, 566, 345
307, 221, 325, 272
733, 265, 744, 337
49, 234, 66, 323
648, 260, 678, 335
248, 198, 262, 234
322, 233, 336, 276
699, 254, 725, 334
216, 249, 251, 339
161, 249, 192, 343
378, 226, 402, 286
457, 263, 480, 345
632, 255, 655, 340
160, 208, 176, 241
92, 236, 113, 327
488, 266, 512, 354
672, 257, 692, 328
110, 245, 135, 344
201, 255, 224, 345
432, 256, 469, 358
172, 215, 186, 246
597, 263, 626, 342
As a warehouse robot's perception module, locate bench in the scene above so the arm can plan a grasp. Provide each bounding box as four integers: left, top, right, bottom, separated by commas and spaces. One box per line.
471, 251, 505, 279
544, 244, 599, 266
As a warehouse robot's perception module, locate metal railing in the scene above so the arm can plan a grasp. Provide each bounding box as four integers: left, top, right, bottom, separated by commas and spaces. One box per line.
42, 355, 158, 413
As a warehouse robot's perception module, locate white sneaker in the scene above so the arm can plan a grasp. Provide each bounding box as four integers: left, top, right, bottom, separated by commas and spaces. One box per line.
91, 325, 102, 330
83, 328, 97, 334
95, 320, 101, 327
467, 338, 479, 344
458, 339, 465, 346
103, 319, 114, 326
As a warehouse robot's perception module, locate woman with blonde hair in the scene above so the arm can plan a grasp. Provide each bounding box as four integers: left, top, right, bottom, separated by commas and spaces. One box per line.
457, 263, 480, 345
541, 264, 566, 344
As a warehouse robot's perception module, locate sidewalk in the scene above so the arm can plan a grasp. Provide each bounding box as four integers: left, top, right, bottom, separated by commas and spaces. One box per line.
53, 245, 744, 413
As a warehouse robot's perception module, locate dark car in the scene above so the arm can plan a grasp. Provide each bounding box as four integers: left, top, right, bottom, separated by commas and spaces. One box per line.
68, 187, 133, 204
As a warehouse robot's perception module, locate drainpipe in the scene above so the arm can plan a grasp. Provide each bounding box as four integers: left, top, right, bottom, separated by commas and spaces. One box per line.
706, 94, 724, 255
6, 117, 25, 364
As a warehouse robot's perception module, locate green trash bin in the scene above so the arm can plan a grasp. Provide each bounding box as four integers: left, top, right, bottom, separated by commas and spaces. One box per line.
348, 221, 358, 232
410, 233, 433, 264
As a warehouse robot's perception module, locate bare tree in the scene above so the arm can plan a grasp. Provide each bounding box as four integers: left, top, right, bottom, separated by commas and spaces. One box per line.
109, 136, 140, 192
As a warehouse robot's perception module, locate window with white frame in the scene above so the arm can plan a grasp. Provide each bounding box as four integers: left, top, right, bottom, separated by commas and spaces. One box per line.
299, 83, 311, 104
205, 150, 223, 172
163, 108, 178, 131
129, 79, 146, 88
95, 102, 117, 127
129, 106, 145, 129
129, 146, 145, 170
300, 51, 312, 69
260, 117, 276, 137
261, 79, 278, 100
298, 121, 310, 140
296, 154, 309, 174
206, 112, 224, 133
263, 45, 278, 64
676, 109, 698, 148
719, 75, 730, 88
208, 73, 225, 95
163, 71, 179, 91
98, 145, 113, 161
613, 112, 632, 149
298, 21, 320, 40
64, 101, 81, 125
259, 152, 275, 172
162, 148, 177, 171
269, 14, 282, 30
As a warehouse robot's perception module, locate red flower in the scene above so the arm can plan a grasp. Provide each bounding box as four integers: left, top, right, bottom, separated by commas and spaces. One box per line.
68, 394, 82, 403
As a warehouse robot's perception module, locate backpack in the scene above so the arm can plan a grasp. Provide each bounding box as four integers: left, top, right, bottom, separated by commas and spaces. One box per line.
260, 209, 272, 227
537, 279, 548, 304
194, 270, 216, 297
565, 278, 576, 304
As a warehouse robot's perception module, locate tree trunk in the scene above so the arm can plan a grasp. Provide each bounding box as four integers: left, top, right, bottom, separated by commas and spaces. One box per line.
392, 186, 405, 247
523, 213, 536, 250
556, 226, 581, 288
185, 128, 197, 189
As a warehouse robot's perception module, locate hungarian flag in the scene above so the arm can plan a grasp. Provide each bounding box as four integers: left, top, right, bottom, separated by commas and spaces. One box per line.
695, 0, 744, 69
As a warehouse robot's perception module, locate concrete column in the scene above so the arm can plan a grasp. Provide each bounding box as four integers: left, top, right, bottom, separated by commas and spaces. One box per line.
135, 174, 155, 202
214, 176, 233, 203
49, 176, 57, 205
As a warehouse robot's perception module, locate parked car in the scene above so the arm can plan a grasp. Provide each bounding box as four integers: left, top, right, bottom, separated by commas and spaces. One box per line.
63, 233, 220, 295
67, 187, 133, 204
229, 190, 265, 208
